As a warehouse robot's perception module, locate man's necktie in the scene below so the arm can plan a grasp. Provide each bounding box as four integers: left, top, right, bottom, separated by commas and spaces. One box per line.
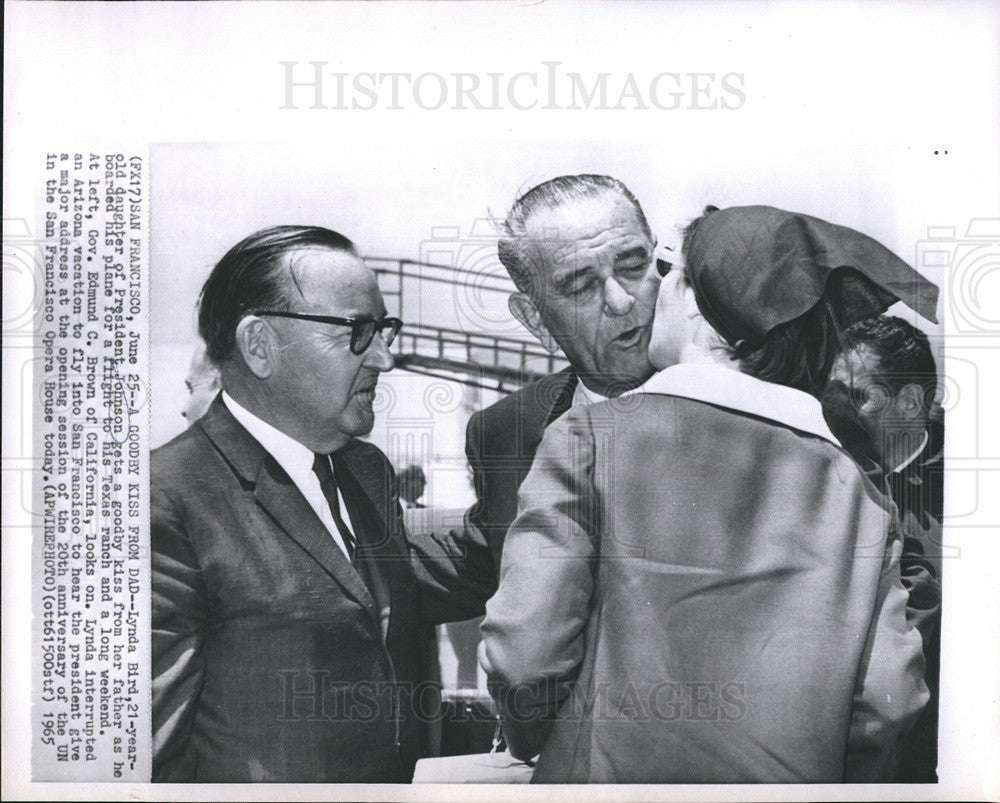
312, 452, 358, 562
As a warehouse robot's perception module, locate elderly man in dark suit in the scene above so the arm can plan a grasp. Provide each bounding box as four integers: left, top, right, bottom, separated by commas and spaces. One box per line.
466, 175, 663, 570
152, 225, 495, 783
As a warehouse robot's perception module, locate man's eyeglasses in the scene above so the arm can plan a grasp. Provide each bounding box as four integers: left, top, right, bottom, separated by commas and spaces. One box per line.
254, 311, 403, 355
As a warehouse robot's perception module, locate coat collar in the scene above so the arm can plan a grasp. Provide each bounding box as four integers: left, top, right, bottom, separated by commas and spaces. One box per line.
543, 367, 580, 428
198, 395, 380, 623
197, 393, 266, 485
629, 362, 842, 447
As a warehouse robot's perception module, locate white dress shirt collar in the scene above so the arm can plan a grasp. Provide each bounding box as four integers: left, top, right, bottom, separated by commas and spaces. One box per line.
222, 391, 315, 480
572, 379, 610, 409
889, 429, 930, 475
221, 391, 354, 559
628, 362, 842, 447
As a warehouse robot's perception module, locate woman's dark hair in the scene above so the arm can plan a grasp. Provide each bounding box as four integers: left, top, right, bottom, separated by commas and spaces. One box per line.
736, 297, 847, 395
680, 205, 719, 267
197, 225, 356, 363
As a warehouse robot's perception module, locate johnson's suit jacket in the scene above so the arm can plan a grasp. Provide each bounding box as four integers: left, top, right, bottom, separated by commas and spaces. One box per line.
152, 397, 495, 782
483, 366, 929, 783
466, 368, 576, 572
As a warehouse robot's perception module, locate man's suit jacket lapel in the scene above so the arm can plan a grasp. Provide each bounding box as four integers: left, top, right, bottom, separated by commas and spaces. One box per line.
517, 368, 577, 468
335, 441, 408, 639
543, 368, 578, 428
198, 397, 379, 624
513, 367, 577, 458
337, 439, 397, 551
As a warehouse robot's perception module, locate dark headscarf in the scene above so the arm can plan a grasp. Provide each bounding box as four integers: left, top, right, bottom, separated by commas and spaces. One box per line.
685, 206, 939, 352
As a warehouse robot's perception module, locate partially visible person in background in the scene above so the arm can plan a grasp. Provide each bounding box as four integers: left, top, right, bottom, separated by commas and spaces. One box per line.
822, 314, 943, 783
398, 464, 429, 509
824, 315, 943, 530
181, 341, 221, 423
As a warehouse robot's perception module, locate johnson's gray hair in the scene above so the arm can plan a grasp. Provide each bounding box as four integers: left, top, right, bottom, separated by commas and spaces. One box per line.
496, 175, 653, 296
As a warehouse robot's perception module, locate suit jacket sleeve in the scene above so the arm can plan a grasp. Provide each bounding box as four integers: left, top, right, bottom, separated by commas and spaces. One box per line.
406, 518, 498, 626
464, 408, 507, 571
845, 526, 930, 781
480, 411, 599, 762
393, 457, 498, 626
151, 483, 207, 776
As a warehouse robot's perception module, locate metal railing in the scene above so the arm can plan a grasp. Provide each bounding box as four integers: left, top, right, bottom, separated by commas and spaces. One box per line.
367, 256, 567, 392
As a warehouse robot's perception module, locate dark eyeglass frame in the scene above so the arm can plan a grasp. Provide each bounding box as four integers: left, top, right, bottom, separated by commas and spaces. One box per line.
253, 310, 403, 355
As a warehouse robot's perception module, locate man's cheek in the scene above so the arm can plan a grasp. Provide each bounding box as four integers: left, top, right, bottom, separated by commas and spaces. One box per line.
551, 312, 587, 340
638, 273, 662, 303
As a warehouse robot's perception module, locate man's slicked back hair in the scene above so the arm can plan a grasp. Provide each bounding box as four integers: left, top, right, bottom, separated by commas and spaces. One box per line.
197, 225, 357, 363
497, 175, 652, 295
844, 315, 938, 407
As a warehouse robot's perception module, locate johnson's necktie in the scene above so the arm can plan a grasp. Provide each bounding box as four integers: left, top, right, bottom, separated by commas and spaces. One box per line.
311, 452, 357, 562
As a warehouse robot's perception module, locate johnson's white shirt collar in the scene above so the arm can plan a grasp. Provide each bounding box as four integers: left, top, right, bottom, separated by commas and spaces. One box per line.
572, 379, 610, 409
628, 362, 842, 447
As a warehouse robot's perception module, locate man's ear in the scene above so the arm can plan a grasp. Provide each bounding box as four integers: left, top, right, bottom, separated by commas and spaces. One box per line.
234, 315, 277, 379
509, 293, 559, 354
896, 383, 926, 421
